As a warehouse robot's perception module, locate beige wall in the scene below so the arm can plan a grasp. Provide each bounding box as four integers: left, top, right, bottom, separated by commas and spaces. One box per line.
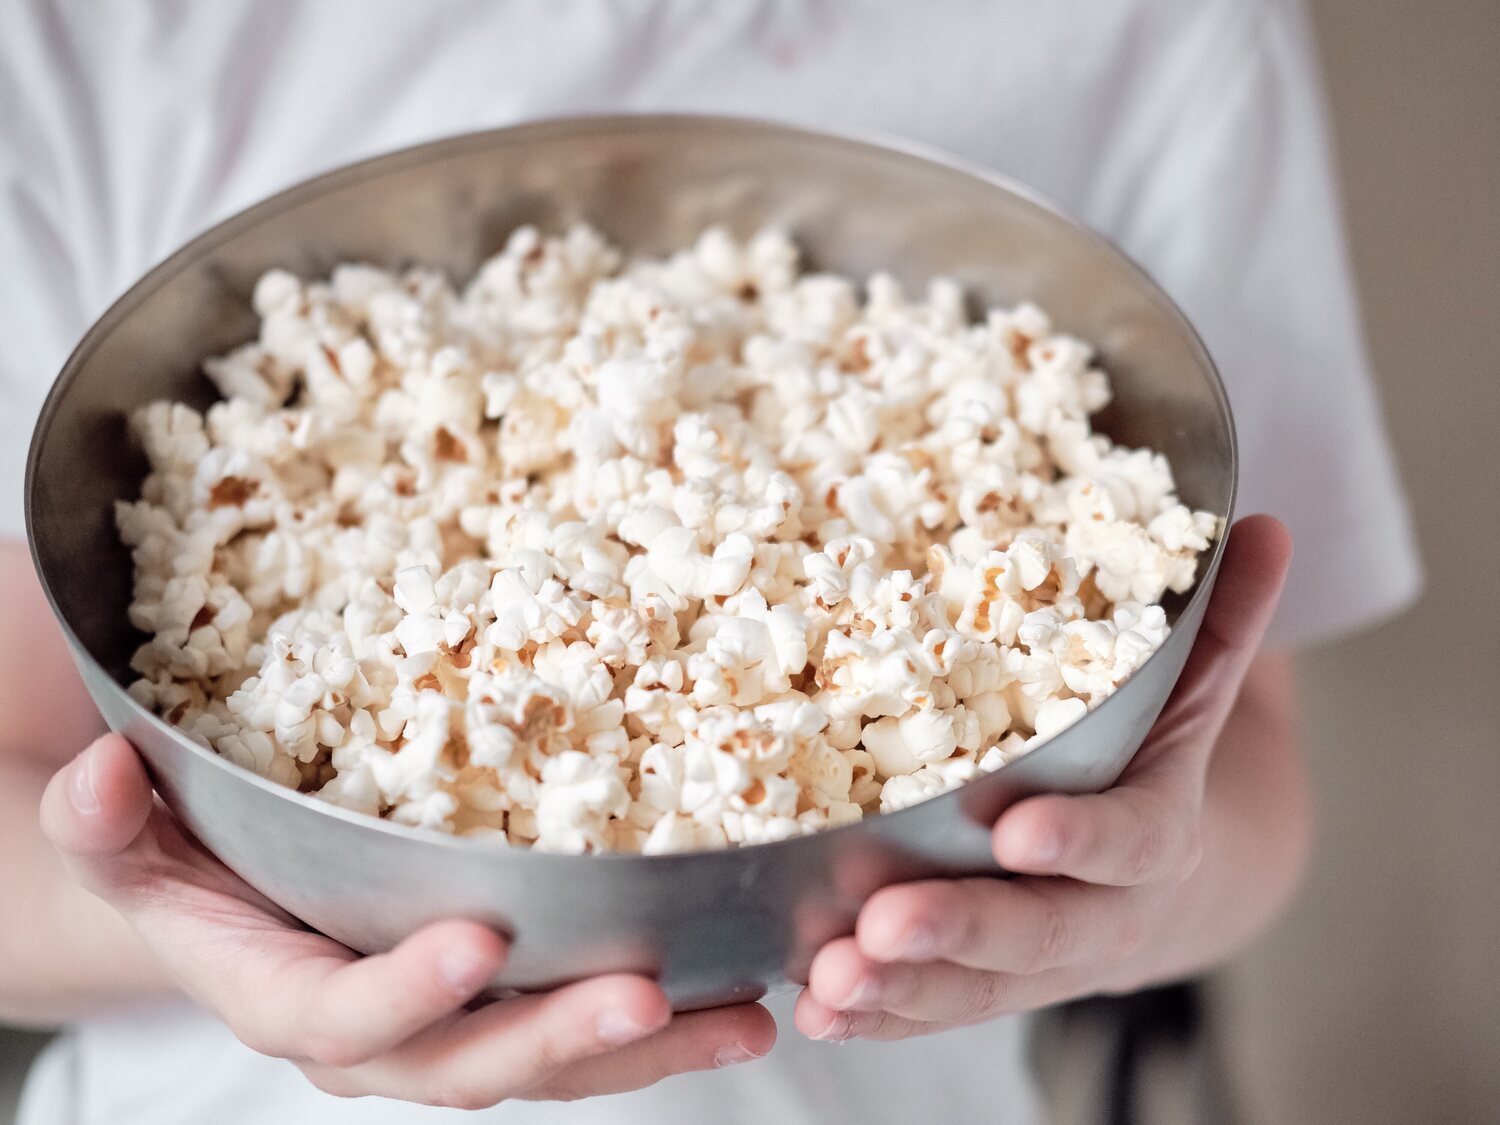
1218, 1, 1500, 1122
2, 2, 1495, 1123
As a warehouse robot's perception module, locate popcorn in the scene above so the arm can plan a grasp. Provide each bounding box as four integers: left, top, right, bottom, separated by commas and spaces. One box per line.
862, 705, 977, 777
1033, 696, 1088, 740
534, 751, 631, 853
642, 527, 755, 601
119, 226, 1215, 853
880, 768, 955, 814
643, 811, 726, 855
464, 670, 568, 771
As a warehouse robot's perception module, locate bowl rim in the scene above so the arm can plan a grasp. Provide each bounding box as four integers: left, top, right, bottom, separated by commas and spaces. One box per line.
24, 111, 1238, 865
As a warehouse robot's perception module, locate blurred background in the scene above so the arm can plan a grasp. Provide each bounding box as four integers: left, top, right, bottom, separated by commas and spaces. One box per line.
1214, 1, 1498, 1122
1, 0, 1494, 1121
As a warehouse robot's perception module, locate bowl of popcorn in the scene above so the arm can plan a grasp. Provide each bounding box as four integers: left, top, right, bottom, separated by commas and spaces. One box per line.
26, 116, 1234, 1009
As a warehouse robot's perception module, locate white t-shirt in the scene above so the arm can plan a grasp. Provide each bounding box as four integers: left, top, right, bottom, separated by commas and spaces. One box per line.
3, 2, 1420, 1123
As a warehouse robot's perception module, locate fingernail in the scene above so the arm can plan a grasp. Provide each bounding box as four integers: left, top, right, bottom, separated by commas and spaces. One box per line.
714, 1041, 763, 1067
596, 1008, 651, 1047
70, 748, 101, 816
811, 1011, 852, 1042
439, 946, 494, 994
1029, 826, 1065, 867
835, 974, 878, 1009
898, 925, 940, 960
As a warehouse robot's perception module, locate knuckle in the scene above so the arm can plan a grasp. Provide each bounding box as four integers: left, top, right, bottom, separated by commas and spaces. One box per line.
438, 1081, 504, 1112
1032, 897, 1074, 970
233, 1025, 288, 1061
296, 1063, 359, 1100
1125, 817, 1167, 883
299, 1031, 371, 1070
536, 1077, 590, 1103
960, 970, 1010, 1021
945, 887, 985, 957
527, 1028, 577, 1078
850, 1010, 889, 1041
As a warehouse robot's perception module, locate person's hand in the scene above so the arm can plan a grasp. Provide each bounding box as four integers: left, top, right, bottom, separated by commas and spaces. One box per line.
795, 515, 1293, 1042
41, 738, 774, 1108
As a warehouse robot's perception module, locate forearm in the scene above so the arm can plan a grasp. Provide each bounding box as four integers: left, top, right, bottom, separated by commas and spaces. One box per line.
1125, 652, 1310, 989
0, 755, 173, 1025
0, 543, 173, 1025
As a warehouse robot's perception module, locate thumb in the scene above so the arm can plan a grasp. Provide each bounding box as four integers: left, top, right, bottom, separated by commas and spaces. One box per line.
40, 734, 156, 872
1197, 514, 1294, 656
1155, 514, 1293, 745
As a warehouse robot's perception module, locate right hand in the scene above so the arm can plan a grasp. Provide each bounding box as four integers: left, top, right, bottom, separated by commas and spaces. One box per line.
41, 735, 775, 1109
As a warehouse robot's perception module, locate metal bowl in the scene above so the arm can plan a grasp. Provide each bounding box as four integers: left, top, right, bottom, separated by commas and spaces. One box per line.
25, 115, 1235, 1010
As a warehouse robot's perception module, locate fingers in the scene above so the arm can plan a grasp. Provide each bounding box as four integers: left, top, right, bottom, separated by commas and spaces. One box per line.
992, 785, 1201, 885
1160, 516, 1292, 744
528, 1002, 776, 1100
41, 736, 771, 1108
43, 735, 511, 1072
795, 991, 943, 1043
853, 878, 1141, 975
808, 937, 997, 1023
39, 734, 154, 869
305, 975, 674, 1109
1201, 515, 1293, 653
305, 983, 773, 1108
985, 517, 1291, 888
42, 733, 291, 924
279, 922, 508, 1067
788, 520, 1295, 1049
802, 883, 1146, 1039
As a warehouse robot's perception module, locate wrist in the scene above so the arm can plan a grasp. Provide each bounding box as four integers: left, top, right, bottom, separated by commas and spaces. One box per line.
0, 818, 175, 1026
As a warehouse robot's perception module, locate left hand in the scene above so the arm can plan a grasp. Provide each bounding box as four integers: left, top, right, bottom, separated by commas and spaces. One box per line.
795, 515, 1293, 1042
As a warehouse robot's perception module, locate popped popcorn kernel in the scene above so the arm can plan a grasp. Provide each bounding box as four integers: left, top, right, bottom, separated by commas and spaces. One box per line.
119, 226, 1215, 853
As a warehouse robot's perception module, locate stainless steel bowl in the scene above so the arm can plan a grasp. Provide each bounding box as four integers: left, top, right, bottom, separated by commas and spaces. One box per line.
25, 115, 1236, 1010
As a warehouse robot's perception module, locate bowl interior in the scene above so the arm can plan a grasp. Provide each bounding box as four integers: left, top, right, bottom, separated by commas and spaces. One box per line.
28, 113, 1234, 721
